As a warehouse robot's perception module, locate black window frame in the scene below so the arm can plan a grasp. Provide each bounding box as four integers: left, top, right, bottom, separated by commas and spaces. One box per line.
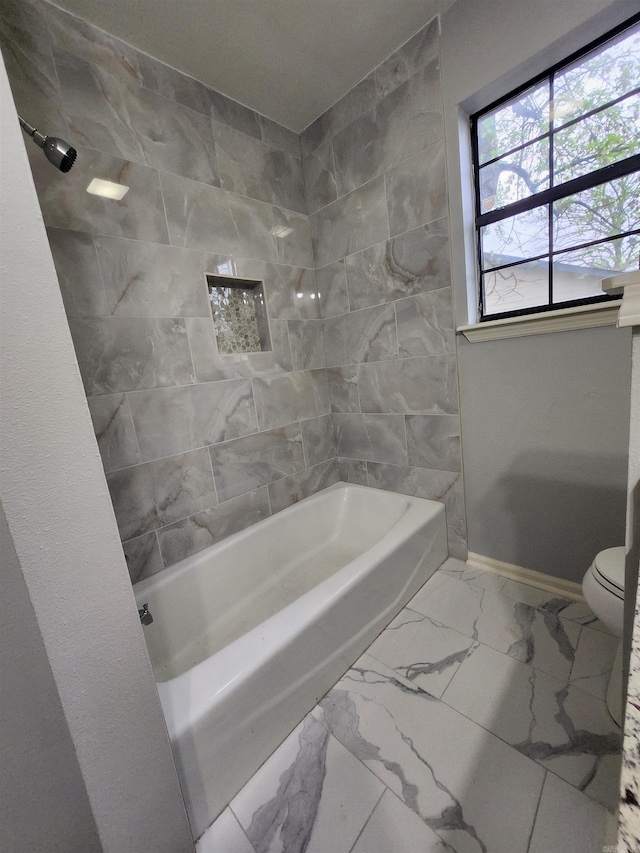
470, 13, 640, 323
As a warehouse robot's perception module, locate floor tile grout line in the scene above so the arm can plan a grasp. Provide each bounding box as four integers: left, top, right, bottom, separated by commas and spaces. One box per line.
526, 770, 548, 853
347, 788, 386, 853
228, 803, 259, 853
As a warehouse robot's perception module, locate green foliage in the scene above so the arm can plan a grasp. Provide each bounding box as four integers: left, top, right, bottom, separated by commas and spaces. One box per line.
480, 25, 640, 274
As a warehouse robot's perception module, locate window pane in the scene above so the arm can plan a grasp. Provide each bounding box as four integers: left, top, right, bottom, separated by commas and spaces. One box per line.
554, 233, 640, 279
481, 206, 549, 270
554, 25, 640, 126
553, 173, 640, 252
478, 81, 549, 165
554, 93, 640, 184
552, 236, 639, 304
483, 260, 549, 315
479, 138, 549, 211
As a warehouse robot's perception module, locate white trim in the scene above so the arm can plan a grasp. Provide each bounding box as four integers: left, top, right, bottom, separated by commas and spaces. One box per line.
466, 551, 585, 601
602, 271, 640, 329
458, 300, 622, 342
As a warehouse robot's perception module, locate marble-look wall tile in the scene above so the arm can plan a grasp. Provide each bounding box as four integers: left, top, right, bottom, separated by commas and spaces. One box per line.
323, 304, 398, 368
310, 176, 388, 268
301, 414, 337, 467
213, 121, 306, 213
406, 414, 461, 472
288, 320, 326, 371
94, 237, 213, 317
395, 288, 455, 357
107, 448, 217, 541
68, 317, 194, 395
345, 219, 451, 312
259, 115, 301, 159
358, 355, 458, 414
338, 457, 369, 486
0, 0, 68, 140
268, 459, 339, 514
157, 487, 271, 566
332, 59, 443, 196
386, 139, 447, 238
46, 3, 140, 84
210, 424, 304, 502
52, 46, 142, 162
137, 53, 263, 141
273, 208, 315, 268
161, 171, 278, 261
54, 47, 220, 186
333, 413, 407, 465
208, 88, 262, 141
253, 370, 331, 431
302, 138, 338, 215
186, 317, 292, 382
31, 147, 170, 243
231, 260, 319, 320
46, 227, 108, 317
374, 17, 440, 101
137, 51, 213, 116
123, 531, 164, 584
328, 367, 361, 414
300, 75, 377, 156
128, 379, 257, 462
4, 0, 358, 574
87, 393, 140, 472
316, 260, 350, 318
367, 462, 467, 558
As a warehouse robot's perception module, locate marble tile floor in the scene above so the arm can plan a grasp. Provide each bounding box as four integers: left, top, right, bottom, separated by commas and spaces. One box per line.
197, 559, 621, 853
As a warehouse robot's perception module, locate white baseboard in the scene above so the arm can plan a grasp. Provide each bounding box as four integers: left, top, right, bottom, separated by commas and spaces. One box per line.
466, 552, 585, 602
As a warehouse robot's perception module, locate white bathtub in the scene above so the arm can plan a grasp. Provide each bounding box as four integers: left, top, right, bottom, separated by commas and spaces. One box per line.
134, 482, 447, 839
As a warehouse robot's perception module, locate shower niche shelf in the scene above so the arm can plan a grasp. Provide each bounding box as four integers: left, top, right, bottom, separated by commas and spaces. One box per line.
205, 274, 272, 355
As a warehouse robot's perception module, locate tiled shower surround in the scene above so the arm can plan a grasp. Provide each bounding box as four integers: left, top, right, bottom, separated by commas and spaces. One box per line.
303, 17, 465, 559
1, 1, 465, 581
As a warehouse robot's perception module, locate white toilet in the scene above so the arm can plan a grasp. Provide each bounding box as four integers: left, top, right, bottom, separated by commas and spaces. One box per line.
582, 546, 626, 726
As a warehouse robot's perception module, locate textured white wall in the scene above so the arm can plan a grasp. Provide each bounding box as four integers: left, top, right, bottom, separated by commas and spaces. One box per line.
0, 56, 193, 852
0, 499, 101, 852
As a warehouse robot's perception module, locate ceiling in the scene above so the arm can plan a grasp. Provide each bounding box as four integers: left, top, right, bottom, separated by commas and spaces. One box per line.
52, 0, 452, 132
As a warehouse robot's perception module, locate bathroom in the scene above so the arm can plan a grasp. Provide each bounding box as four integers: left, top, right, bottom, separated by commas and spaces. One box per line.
1, 0, 639, 850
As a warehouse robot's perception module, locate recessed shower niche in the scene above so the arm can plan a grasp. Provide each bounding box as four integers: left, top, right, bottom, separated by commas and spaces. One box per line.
205, 274, 272, 355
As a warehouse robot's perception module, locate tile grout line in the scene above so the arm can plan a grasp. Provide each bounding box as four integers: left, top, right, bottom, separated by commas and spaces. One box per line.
347, 788, 386, 853
228, 804, 259, 853
525, 770, 547, 853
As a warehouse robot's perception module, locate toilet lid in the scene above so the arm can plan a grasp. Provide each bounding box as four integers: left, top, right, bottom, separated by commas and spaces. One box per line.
593, 546, 625, 592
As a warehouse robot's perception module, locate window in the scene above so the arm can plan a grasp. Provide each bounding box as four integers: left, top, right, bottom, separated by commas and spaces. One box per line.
471, 15, 640, 322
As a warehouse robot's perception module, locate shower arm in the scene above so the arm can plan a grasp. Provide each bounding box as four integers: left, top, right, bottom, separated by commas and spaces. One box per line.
18, 115, 47, 149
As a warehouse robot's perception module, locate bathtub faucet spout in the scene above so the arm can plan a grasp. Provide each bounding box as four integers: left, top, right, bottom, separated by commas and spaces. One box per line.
138, 603, 153, 626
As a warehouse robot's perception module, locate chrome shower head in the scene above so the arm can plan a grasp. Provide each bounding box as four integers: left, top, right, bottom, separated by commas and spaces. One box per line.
18, 115, 77, 173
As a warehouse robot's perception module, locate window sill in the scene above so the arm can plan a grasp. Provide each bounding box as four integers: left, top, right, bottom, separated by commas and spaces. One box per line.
457, 300, 623, 343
